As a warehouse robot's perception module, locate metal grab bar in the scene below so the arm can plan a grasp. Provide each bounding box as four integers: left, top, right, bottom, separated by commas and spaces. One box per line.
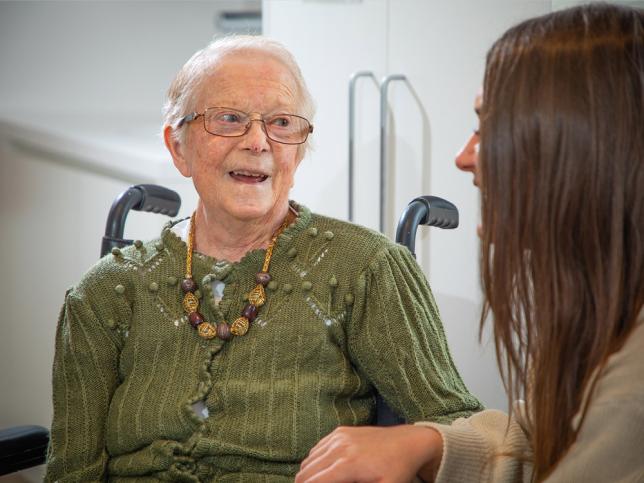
348, 71, 378, 222
379, 74, 407, 233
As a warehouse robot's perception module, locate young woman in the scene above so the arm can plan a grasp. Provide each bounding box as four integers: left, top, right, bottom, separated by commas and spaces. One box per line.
297, 4, 644, 482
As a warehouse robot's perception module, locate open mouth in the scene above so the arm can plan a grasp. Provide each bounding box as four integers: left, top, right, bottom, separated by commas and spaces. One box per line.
229, 170, 269, 183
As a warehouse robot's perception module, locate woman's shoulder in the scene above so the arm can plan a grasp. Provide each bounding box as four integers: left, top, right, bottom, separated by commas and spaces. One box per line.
71, 232, 178, 301
594, 311, 644, 400
576, 310, 644, 428
307, 210, 401, 254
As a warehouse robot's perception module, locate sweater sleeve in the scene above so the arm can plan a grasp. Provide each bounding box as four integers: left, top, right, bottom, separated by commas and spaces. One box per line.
45, 288, 124, 483
346, 244, 483, 423
417, 406, 533, 483
420, 336, 644, 483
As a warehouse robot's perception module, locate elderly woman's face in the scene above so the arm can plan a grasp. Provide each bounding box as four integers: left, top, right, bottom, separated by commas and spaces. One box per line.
173, 54, 304, 222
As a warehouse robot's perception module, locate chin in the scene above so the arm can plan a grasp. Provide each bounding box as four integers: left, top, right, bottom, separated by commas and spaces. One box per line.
225, 198, 276, 221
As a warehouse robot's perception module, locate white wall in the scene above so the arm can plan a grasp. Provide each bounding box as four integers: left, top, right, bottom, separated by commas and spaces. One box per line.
0, 0, 259, 117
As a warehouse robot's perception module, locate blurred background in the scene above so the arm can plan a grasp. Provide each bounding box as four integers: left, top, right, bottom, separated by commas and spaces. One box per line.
1, 1, 642, 481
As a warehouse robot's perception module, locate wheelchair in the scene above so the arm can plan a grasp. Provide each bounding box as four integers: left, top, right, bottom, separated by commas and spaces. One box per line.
0, 185, 458, 476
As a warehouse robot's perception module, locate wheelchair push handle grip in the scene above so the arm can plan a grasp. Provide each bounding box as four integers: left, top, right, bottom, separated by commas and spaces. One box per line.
101, 184, 181, 257
133, 184, 182, 216
395, 196, 459, 258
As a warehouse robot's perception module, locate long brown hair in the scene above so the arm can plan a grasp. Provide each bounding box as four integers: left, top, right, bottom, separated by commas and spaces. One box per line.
479, 4, 644, 480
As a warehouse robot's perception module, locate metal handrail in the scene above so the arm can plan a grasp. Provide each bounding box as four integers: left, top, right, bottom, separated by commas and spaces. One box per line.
348, 71, 378, 222
379, 74, 407, 233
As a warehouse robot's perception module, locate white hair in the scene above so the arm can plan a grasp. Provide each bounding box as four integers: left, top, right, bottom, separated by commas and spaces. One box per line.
162, 35, 315, 154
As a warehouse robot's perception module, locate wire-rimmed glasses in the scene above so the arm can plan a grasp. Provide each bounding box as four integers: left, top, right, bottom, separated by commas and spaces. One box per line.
177, 107, 314, 145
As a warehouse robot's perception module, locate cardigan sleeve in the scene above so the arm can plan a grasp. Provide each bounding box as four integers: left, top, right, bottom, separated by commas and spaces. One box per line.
346, 243, 483, 423
45, 288, 124, 483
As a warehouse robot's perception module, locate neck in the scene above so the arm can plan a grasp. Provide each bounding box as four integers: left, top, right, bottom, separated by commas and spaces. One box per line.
193, 202, 291, 262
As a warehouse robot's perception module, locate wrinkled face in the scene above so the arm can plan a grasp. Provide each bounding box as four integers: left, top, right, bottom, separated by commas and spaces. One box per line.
455, 93, 482, 187
169, 53, 304, 222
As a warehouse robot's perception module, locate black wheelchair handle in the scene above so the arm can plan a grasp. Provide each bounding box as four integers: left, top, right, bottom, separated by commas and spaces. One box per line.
101, 184, 181, 257
395, 196, 459, 258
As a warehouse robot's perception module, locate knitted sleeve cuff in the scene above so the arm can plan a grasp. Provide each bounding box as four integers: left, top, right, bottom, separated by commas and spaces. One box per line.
416, 419, 492, 482
415, 408, 530, 482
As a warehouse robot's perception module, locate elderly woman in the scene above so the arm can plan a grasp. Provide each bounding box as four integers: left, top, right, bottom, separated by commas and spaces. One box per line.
297, 4, 644, 482
45, 36, 482, 482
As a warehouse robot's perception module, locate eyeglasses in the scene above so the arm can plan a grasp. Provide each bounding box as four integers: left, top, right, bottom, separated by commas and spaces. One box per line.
177, 107, 314, 145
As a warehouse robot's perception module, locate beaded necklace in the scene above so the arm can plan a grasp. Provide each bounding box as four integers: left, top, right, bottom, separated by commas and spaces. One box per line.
181, 211, 291, 340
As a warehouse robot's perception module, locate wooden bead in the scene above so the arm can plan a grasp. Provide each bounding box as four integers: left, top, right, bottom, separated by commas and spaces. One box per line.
216, 322, 232, 341
188, 311, 204, 328
255, 272, 272, 286
242, 304, 258, 322
181, 278, 197, 293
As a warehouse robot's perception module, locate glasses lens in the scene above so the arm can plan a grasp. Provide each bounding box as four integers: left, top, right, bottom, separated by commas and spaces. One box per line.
204, 108, 249, 136
265, 114, 311, 144
202, 108, 311, 144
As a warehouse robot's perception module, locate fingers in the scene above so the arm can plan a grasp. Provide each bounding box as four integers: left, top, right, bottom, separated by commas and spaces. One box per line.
298, 439, 335, 479
297, 427, 356, 482
297, 459, 358, 483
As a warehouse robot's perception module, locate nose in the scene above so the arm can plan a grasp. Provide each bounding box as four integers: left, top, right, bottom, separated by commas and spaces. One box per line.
455, 131, 479, 173
241, 119, 270, 154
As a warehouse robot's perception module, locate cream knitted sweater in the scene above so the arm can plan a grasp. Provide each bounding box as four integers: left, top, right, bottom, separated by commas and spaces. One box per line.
46, 204, 482, 482
419, 310, 644, 482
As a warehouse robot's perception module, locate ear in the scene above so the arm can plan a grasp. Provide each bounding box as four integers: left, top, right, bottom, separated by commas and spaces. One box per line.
164, 125, 191, 178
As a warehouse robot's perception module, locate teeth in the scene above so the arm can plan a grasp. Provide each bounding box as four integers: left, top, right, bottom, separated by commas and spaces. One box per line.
232, 170, 266, 177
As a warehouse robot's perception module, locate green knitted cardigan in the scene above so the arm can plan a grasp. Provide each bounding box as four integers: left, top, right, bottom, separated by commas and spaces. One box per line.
46, 203, 482, 482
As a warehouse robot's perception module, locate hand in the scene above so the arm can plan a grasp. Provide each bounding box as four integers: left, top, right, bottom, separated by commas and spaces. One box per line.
296, 425, 443, 483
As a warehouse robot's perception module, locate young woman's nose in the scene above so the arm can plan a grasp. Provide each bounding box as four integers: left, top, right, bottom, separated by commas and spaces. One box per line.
455, 132, 479, 173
